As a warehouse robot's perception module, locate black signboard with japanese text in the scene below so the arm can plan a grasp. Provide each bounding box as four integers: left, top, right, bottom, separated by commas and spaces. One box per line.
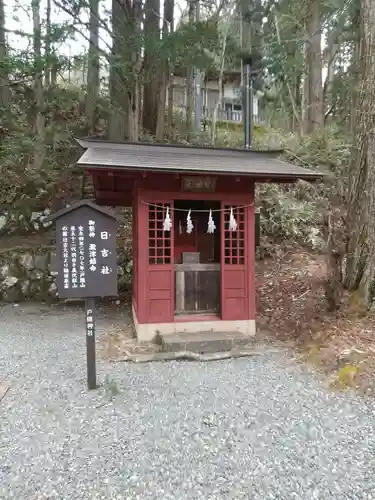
48, 200, 118, 299
45, 200, 119, 390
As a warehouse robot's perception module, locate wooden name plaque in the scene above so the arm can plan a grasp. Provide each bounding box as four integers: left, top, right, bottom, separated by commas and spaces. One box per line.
182, 176, 216, 192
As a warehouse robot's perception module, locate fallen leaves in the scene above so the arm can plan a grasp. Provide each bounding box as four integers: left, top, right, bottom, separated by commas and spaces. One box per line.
256, 248, 375, 394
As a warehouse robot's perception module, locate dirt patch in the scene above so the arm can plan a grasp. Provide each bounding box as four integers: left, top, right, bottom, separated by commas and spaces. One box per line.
97, 323, 162, 361
256, 249, 375, 394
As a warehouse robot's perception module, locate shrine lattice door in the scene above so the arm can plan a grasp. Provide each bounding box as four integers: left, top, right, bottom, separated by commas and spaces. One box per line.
147, 201, 174, 323
221, 203, 248, 320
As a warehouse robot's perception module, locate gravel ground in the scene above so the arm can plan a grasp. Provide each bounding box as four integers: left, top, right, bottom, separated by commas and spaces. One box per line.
1, 303, 375, 500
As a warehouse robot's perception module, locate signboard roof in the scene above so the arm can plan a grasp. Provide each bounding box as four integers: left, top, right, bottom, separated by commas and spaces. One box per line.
44, 200, 118, 223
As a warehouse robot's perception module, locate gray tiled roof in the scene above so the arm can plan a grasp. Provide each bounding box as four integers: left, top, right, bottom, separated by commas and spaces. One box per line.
76, 139, 323, 181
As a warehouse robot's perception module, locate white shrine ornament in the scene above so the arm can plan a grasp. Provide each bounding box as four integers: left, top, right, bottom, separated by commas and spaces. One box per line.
229, 207, 237, 231
163, 206, 172, 232
186, 209, 194, 234
207, 209, 216, 234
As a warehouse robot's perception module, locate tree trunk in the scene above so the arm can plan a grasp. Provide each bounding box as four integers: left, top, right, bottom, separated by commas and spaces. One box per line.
306, 0, 323, 133
0, 0, 10, 112
350, 3, 361, 135
156, 0, 173, 141
274, 10, 301, 130
44, 0, 52, 87
345, 0, 375, 306
323, 208, 345, 311
108, 0, 131, 141
323, 29, 338, 124
142, 0, 160, 135
301, 35, 310, 135
31, 0, 45, 171
240, 0, 251, 53
211, 29, 228, 146
185, 0, 195, 139
128, 0, 142, 141
167, 9, 175, 137
87, 0, 100, 135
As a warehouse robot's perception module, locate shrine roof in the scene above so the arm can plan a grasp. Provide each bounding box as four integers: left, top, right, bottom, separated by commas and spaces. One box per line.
76, 138, 324, 182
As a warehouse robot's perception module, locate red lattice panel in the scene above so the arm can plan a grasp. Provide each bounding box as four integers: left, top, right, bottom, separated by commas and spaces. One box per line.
224, 206, 245, 265
148, 203, 171, 264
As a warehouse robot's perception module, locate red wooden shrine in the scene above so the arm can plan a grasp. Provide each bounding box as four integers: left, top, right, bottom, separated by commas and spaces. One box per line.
76, 139, 322, 341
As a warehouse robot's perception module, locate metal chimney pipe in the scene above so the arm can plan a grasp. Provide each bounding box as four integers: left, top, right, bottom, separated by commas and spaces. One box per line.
243, 55, 253, 150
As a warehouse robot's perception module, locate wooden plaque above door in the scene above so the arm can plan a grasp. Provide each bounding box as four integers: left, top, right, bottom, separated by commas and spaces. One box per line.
181, 176, 216, 192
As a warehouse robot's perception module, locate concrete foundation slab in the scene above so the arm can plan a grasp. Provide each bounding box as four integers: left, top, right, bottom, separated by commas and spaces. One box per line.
161, 330, 254, 354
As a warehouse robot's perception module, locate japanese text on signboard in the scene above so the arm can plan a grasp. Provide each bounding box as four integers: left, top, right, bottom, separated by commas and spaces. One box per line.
56, 205, 117, 298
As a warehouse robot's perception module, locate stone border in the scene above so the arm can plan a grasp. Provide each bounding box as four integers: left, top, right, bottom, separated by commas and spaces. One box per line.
0, 245, 132, 302
112, 348, 261, 363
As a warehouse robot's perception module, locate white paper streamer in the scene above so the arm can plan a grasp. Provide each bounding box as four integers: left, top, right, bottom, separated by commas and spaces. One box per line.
179, 220, 182, 235
207, 209, 216, 233
163, 206, 172, 232
229, 207, 237, 231
186, 209, 194, 234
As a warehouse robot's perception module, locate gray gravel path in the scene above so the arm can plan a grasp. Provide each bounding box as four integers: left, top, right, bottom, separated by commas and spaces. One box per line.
1, 303, 375, 500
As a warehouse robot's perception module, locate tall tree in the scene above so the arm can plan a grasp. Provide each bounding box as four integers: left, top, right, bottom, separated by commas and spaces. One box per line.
142, 0, 161, 134
128, 0, 142, 140
0, 0, 10, 113
44, 0, 52, 87
167, 2, 175, 137
31, 0, 45, 171
345, 0, 375, 305
86, 0, 100, 135
185, 0, 195, 138
305, 0, 324, 133
108, 0, 131, 141
156, 0, 174, 140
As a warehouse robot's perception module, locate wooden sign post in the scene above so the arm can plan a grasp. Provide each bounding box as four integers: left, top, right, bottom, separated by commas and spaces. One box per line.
45, 200, 118, 390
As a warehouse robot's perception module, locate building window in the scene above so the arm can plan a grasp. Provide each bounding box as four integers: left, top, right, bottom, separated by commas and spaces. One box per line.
148, 203, 171, 264
224, 206, 245, 265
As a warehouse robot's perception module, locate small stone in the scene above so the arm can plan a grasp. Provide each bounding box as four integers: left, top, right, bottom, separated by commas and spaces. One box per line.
117, 266, 124, 276
19, 253, 34, 271
0, 264, 9, 279
34, 254, 49, 270
48, 283, 57, 296
1, 276, 18, 289
1, 287, 21, 302
21, 280, 30, 295
31, 211, 43, 222
0, 215, 7, 231
30, 269, 43, 280
49, 254, 58, 273
41, 209, 52, 228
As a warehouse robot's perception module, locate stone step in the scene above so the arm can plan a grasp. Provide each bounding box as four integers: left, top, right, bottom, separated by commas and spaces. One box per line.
161, 331, 253, 354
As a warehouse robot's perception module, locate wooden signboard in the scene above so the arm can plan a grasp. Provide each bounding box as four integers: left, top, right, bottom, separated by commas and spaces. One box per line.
45, 200, 118, 390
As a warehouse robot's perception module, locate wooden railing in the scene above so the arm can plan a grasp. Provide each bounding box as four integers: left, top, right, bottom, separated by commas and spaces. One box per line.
216, 109, 243, 122
175, 263, 220, 315
173, 105, 263, 125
